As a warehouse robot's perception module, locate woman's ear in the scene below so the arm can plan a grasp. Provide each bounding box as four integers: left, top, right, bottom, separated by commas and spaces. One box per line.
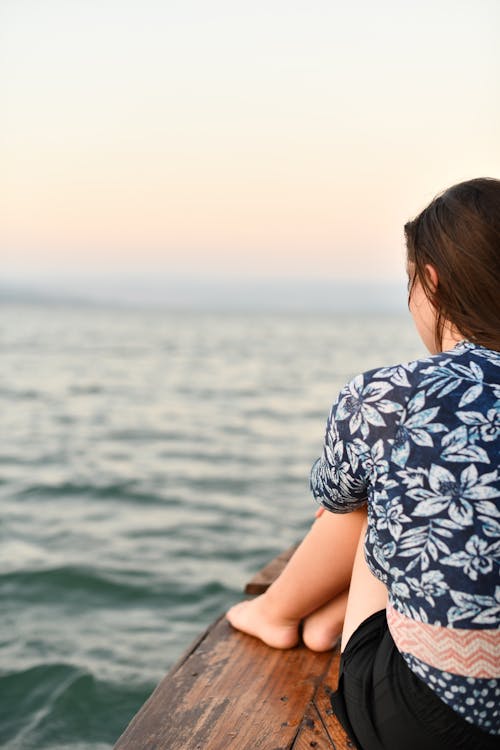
424, 264, 439, 293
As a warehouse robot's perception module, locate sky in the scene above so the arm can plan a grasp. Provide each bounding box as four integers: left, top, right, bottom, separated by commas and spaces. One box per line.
1, 0, 499, 295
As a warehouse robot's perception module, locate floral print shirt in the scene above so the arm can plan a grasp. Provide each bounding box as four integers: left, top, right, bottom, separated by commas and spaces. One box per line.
310, 341, 500, 734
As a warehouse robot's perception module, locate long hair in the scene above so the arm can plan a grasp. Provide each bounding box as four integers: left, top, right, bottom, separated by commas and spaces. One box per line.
404, 177, 500, 352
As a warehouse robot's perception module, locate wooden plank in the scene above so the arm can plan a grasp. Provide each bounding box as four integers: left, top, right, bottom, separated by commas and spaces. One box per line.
291, 702, 338, 750
245, 545, 298, 595
314, 645, 355, 749
115, 543, 353, 750
114, 616, 334, 750
241, 547, 352, 748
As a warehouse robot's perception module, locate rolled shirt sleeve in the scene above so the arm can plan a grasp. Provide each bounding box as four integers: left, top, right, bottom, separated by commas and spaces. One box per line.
310, 371, 403, 513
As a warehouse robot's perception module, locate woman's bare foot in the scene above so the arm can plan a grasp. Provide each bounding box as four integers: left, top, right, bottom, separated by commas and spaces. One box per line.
226, 595, 300, 649
302, 590, 348, 652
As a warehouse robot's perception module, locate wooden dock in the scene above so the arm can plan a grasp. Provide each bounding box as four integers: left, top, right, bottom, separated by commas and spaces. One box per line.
114, 546, 353, 750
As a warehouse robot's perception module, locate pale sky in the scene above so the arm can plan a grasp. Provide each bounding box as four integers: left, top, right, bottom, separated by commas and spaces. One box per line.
1, 0, 499, 284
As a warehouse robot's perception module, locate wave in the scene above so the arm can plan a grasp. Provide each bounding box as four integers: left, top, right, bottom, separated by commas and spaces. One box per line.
1, 564, 233, 605
14, 474, 270, 505
0, 662, 151, 749
15, 480, 169, 506
105, 428, 182, 442
2, 565, 157, 604
0, 387, 42, 401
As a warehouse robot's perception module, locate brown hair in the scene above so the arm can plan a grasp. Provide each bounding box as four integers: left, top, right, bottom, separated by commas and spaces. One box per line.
404, 177, 500, 352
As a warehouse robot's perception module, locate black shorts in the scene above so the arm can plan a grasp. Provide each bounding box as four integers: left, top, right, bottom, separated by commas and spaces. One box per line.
331, 609, 498, 750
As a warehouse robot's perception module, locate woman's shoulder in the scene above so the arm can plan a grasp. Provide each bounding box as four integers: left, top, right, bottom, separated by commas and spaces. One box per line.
359, 341, 500, 393
333, 342, 500, 424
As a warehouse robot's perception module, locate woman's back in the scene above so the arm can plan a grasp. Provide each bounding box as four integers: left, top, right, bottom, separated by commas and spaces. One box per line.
229, 178, 500, 747
311, 340, 499, 733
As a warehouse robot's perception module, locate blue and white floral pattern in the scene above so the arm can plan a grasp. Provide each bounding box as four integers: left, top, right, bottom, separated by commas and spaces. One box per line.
310, 341, 500, 734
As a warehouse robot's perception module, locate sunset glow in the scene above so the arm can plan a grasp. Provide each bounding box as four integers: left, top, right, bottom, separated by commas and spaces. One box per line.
2, 0, 499, 282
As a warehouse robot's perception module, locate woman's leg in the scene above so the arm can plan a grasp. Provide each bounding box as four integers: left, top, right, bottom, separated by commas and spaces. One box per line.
301, 515, 388, 651
301, 589, 349, 651
340, 515, 387, 651
226, 507, 366, 649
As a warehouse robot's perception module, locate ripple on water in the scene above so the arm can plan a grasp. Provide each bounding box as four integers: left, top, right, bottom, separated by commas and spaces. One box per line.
0, 662, 151, 749
14, 480, 169, 506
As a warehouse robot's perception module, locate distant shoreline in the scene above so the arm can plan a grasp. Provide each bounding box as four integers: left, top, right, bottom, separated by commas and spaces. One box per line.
0, 277, 408, 314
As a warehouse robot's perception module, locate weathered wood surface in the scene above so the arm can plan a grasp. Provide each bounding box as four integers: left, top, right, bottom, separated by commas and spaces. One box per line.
114, 547, 352, 750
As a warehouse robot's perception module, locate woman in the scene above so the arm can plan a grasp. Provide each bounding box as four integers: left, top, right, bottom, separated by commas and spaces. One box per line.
226, 177, 499, 749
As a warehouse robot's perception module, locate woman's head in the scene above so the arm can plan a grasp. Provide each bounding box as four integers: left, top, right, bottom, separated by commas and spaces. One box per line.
404, 177, 500, 352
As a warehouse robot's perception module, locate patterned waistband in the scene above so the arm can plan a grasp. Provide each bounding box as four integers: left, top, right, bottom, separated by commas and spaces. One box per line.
386, 602, 499, 679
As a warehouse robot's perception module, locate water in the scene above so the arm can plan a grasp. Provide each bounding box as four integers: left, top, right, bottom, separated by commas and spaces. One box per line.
1, 303, 422, 749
